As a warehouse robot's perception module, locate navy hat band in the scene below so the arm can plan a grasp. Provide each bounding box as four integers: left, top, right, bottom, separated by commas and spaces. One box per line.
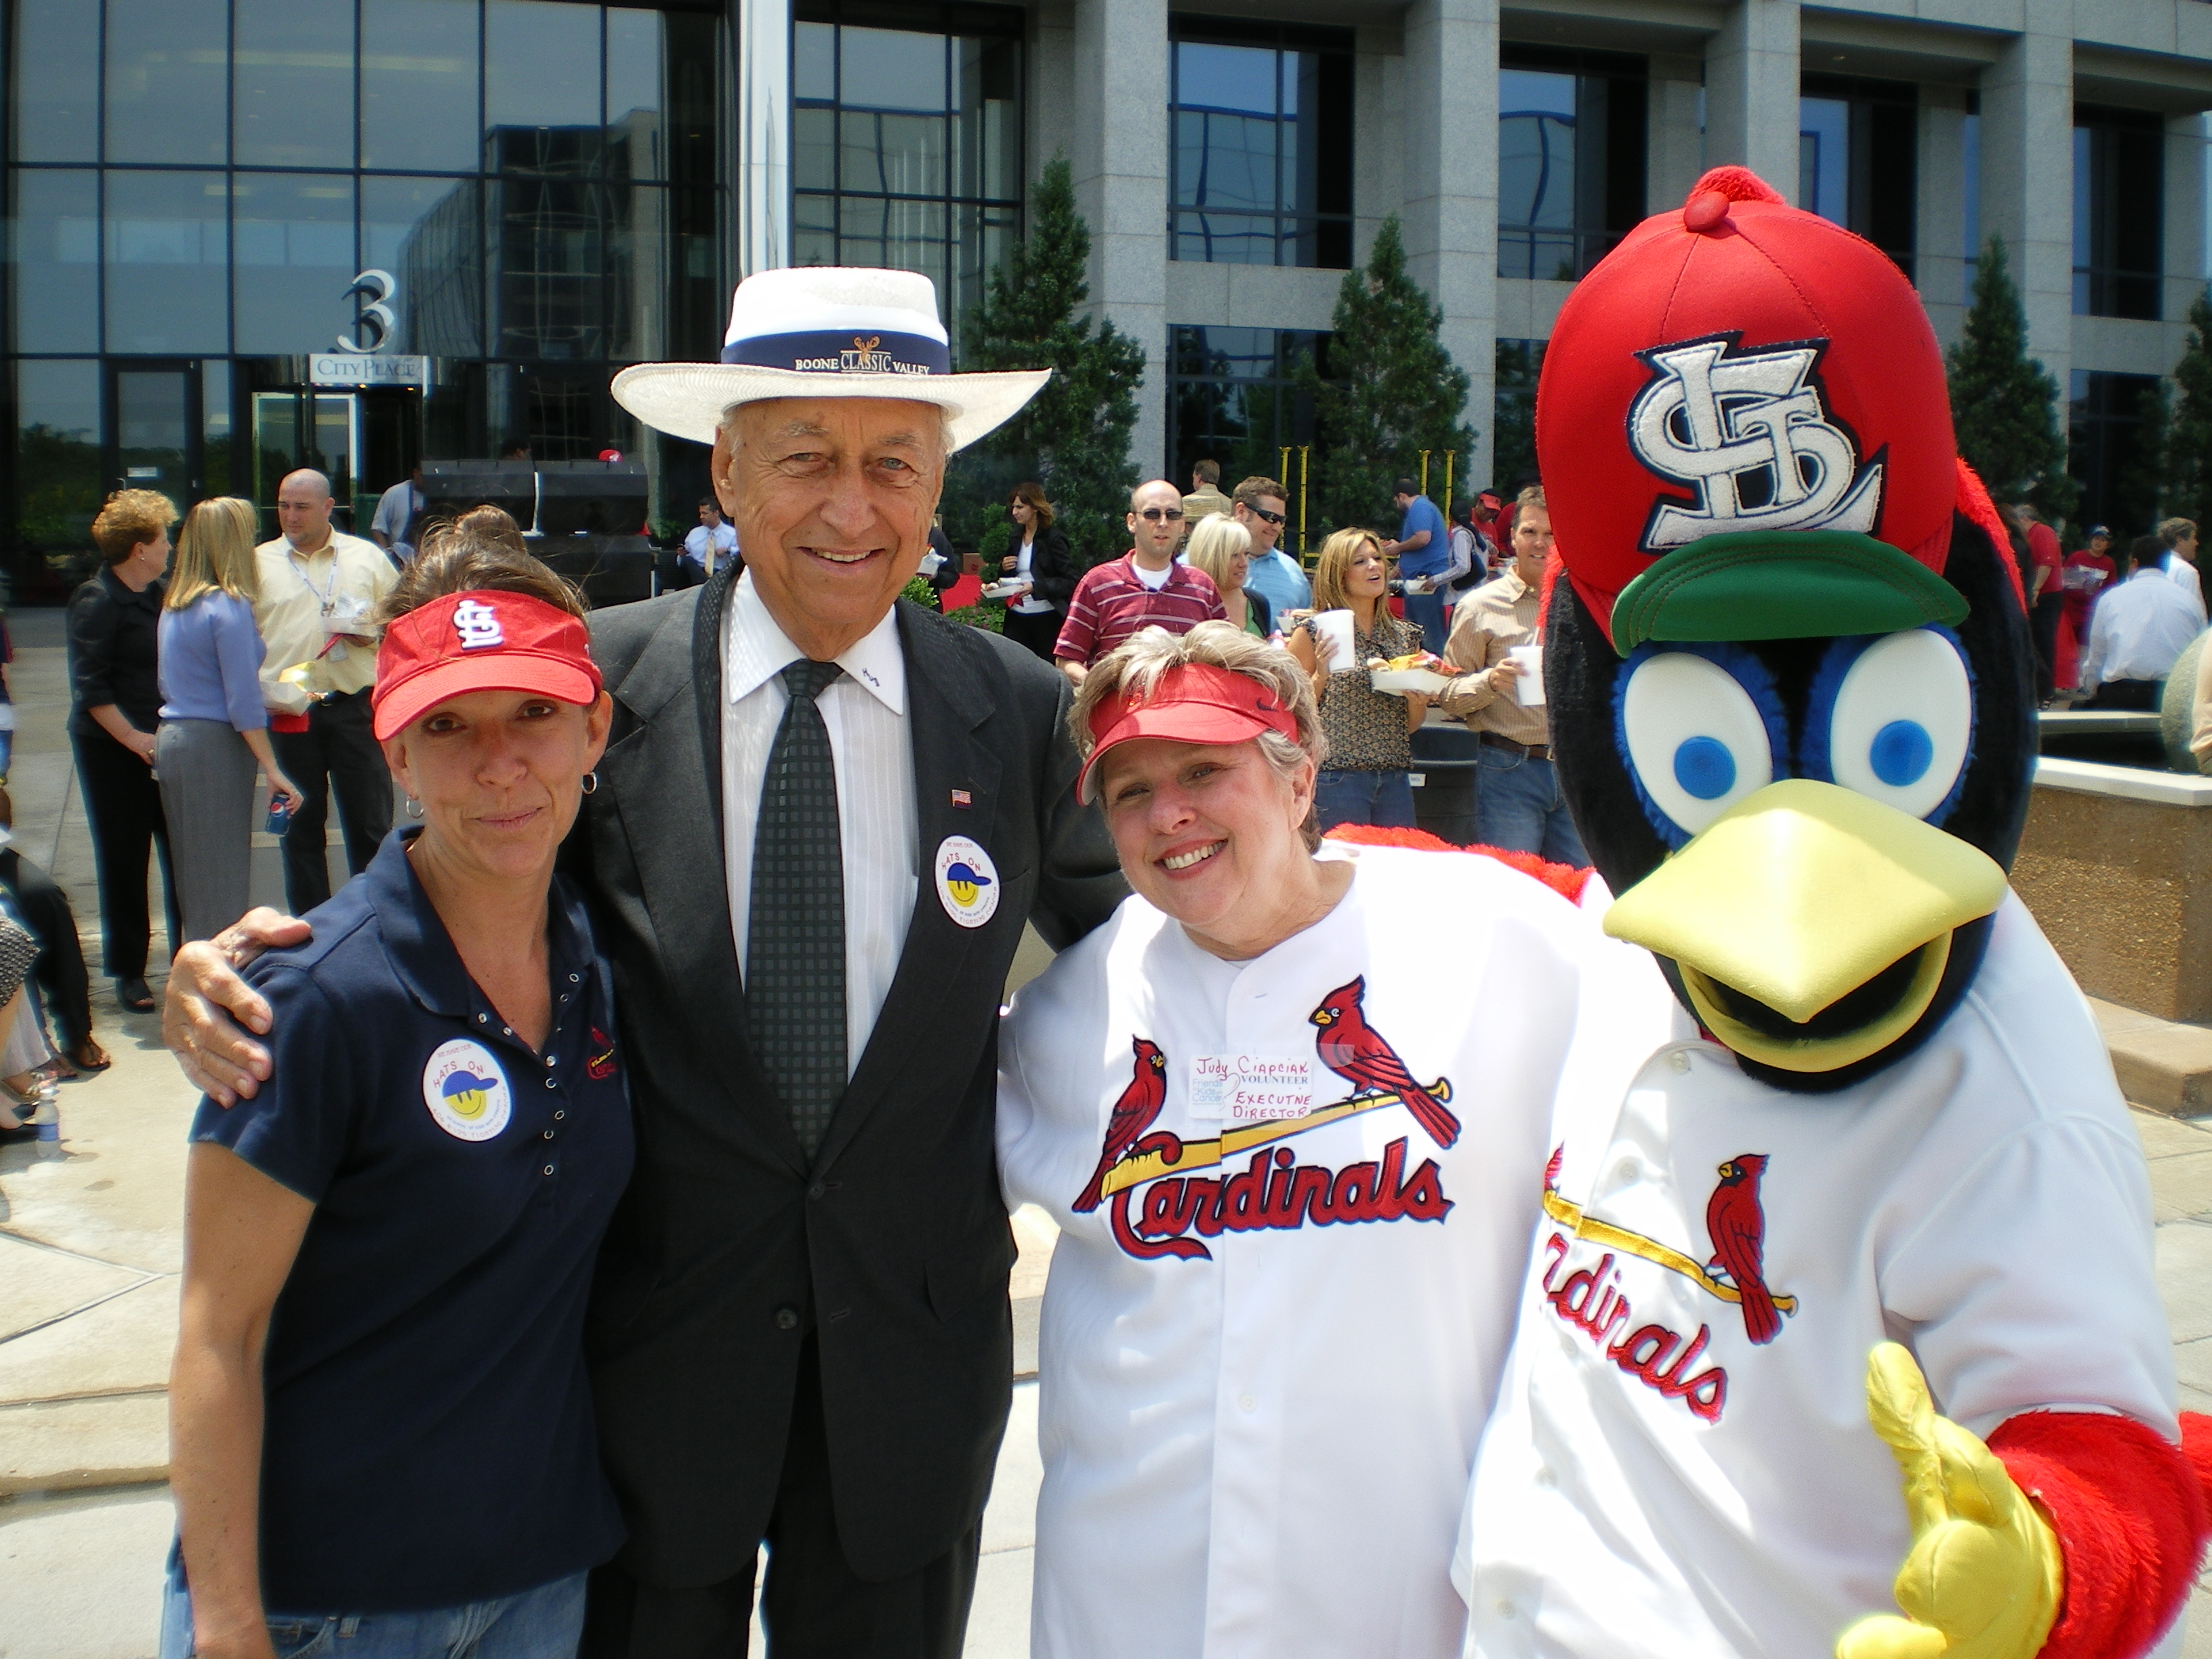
720, 328, 949, 376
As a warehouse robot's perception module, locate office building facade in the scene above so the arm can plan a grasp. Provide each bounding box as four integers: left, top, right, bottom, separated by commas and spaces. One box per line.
7, 0, 2210, 594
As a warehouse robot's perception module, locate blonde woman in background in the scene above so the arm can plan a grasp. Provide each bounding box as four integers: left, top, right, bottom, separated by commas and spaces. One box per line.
1184, 513, 1273, 639
157, 499, 305, 945
1285, 527, 1429, 829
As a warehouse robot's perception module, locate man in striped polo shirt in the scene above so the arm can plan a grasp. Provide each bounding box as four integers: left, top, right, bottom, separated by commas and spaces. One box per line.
1054, 478, 1227, 684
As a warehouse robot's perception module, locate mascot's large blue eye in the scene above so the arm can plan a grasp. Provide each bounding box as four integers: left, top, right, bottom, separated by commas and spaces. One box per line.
1868, 720, 1934, 788
1802, 628, 1973, 823
1616, 647, 1784, 844
1673, 736, 1737, 799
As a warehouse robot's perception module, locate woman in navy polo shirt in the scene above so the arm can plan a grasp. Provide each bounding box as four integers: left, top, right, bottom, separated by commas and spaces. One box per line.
163, 525, 624, 1659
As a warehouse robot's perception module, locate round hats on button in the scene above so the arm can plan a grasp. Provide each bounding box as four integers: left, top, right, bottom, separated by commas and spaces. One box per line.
1683, 190, 1729, 234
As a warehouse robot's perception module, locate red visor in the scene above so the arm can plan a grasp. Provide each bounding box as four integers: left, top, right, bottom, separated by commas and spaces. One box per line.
372, 590, 602, 741
1078, 663, 1301, 804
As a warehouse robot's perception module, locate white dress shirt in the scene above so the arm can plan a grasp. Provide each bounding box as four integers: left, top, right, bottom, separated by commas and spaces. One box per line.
2164, 551, 2207, 623
722, 574, 918, 1077
2079, 567, 2205, 689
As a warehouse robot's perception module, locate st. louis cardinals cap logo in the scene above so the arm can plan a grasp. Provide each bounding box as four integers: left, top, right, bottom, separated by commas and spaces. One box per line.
1628, 332, 1884, 552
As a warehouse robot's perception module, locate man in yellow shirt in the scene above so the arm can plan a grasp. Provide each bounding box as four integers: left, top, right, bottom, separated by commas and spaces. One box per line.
253, 470, 397, 912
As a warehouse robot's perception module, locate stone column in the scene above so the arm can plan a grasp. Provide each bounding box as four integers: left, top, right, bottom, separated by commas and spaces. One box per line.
1070, 0, 1170, 474
736, 0, 790, 276
1647, 55, 1708, 214
1401, 0, 1498, 490
2163, 113, 2208, 330
1916, 87, 1973, 348
1979, 13, 2073, 394
1704, 0, 1799, 197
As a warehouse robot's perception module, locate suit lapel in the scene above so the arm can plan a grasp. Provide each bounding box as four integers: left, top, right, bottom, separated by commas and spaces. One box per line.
815, 607, 1001, 1170
598, 567, 808, 1172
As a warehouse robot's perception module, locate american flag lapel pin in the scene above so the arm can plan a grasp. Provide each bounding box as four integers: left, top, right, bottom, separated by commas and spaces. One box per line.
951, 789, 972, 808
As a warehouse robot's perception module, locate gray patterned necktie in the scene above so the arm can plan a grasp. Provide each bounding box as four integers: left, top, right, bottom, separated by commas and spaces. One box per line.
747, 659, 846, 1158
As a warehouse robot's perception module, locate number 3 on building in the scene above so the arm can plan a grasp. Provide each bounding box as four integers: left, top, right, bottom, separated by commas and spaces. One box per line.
337, 269, 398, 354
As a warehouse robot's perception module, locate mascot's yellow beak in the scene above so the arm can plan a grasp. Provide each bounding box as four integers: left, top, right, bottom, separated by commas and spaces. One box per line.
1603, 780, 2008, 1073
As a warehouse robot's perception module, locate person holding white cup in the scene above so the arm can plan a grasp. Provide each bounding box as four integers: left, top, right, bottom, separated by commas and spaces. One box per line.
1439, 485, 1588, 864
1285, 528, 1430, 829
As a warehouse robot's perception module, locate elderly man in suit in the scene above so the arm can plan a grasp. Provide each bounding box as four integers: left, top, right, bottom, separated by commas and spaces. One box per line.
161, 266, 1124, 1658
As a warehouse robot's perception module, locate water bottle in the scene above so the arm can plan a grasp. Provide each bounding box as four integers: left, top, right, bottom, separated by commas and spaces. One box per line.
32, 1076, 58, 1143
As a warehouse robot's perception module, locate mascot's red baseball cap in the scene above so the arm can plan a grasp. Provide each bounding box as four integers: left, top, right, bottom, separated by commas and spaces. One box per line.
1540, 166, 1971, 653
1078, 662, 1301, 804
373, 589, 602, 740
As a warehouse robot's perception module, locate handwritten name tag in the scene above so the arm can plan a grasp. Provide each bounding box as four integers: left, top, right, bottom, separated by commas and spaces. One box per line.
1189, 1054, 1317, 1124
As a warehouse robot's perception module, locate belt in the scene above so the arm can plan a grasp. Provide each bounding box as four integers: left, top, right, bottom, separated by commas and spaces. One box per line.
1479, 731, 1551, 761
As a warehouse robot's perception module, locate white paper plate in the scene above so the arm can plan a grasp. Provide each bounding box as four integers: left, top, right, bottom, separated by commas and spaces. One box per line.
1370, 668, 1456, 696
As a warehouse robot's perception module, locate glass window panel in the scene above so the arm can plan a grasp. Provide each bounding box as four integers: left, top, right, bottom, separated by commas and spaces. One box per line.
794, 192, 836, 266
487, 0, 604, 137
116, 367, 195, 506
1176, 210, 1275, 266
607, 9, 667, 182
362, 174, 484, 356
105, 0, 229, 166
234, 0, 356, 169
609, 184, 665, 361
12, 169, 101, 352
954, 37, 1021, 203
16, 359, 104, 571
104, 170, 228, 354
13, 0, 100, 163
203, 359, 235, 497
232, 173, 359, 355
361, 0, 484, 173
1498, 69, 1576, 235
1178, 43, 1277, 117
796, 24, 836, 104
489, 174, 607, 359
841, 110, 945, 198
841, 28, 946, 114
794, 108, 837, 191
1799, 97, 1849, 227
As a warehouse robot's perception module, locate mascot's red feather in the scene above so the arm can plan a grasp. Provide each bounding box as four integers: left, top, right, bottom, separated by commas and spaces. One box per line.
1450, 165, 2209, 1659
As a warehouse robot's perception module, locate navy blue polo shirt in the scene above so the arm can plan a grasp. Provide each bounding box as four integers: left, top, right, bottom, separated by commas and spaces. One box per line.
190, 829, 632, 1612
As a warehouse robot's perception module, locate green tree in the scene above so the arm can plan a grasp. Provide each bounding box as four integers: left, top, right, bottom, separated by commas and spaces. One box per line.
2161, 288, 2212, 535
1946, 236, 2078, 523
1293, 216, 1475, 535
956, 156, 1146, 567
1489, 340, 1544, 496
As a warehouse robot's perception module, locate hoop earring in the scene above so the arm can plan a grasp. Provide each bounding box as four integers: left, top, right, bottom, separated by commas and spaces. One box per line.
403, 796, 424, 819
579, 771, 599, 796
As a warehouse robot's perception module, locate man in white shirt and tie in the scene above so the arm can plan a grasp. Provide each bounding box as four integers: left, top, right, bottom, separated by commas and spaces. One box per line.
679, 496, 739, 586
2079, 535, 2206, 709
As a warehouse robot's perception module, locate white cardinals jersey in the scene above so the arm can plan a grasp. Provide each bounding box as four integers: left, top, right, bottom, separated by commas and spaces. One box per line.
1454, 894, 2178, 1659
999, 845, 1620, 1659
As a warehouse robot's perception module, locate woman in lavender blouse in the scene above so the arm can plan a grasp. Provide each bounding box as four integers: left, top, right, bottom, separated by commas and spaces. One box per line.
156, 499, 305, 944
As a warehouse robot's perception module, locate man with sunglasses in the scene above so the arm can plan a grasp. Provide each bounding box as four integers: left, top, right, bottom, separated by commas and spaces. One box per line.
1233, 475, 1311, 618
1054, 479, 1227, 684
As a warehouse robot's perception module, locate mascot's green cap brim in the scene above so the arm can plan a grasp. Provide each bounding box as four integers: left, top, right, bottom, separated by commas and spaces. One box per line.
1610, 530, 1969, 656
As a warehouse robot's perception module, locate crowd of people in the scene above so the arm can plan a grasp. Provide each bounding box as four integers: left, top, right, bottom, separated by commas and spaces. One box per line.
22, 251, 2171, 1659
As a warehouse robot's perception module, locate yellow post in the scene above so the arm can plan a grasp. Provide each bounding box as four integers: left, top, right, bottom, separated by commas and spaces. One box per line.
1444, 449, 1454, 510
1298, 447, 1310, 556
1279, 445, 1291, 488
1420, 449, 1431, 498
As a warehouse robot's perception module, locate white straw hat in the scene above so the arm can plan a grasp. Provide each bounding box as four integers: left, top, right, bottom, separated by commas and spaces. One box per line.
611, 266, 1048, 452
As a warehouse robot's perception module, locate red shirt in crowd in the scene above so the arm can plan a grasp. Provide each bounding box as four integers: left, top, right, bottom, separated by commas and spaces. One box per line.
1053, 553, 1227, 666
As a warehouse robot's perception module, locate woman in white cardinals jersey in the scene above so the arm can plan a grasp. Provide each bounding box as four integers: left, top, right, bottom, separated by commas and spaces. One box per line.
998, 621, 1635, 1659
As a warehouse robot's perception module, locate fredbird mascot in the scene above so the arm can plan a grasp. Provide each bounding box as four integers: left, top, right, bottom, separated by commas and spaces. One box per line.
1454, 167, 2212, 1659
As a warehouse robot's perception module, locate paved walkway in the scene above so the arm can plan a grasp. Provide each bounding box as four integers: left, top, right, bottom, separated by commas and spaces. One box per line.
4, 614, 2212, 1657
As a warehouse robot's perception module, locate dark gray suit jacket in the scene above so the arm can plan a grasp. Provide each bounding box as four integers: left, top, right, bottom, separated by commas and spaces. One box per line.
570, 567, 1123, 1586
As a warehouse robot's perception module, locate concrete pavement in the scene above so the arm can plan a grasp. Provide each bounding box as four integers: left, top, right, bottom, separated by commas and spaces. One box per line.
7, 610, 2212, 1657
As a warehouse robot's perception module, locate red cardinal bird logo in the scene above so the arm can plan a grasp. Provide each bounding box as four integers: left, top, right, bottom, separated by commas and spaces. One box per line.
1072, 1038, 1172, 1213
1308, 977, 1460, 1149
1705, 1153, 1782, 1345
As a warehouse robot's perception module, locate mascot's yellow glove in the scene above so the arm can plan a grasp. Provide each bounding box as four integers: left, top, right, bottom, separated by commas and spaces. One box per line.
1835, 1343, 2063, 1659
